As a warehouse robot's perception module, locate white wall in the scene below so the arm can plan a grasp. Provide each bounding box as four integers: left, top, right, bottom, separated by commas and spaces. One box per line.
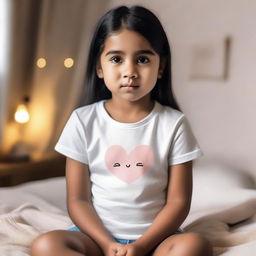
104, 0, 256, 180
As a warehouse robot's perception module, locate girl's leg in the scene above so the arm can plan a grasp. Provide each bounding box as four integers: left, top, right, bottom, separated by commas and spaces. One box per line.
30, 230, 103, 256
152, 232, 213, 256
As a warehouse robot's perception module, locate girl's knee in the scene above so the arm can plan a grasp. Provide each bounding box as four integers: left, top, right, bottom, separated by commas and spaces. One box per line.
173, 233, 213, 256
30, 230, 64, 255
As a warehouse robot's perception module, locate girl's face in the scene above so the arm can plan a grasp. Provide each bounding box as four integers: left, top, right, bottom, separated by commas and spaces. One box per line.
96, 28, 163, 103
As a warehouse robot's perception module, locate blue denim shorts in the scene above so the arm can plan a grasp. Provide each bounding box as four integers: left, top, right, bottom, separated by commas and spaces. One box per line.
67, 225, 183, 244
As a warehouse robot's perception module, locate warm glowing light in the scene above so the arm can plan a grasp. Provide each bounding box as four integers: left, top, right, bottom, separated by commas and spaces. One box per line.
14, 104, 30, 123
64, 58, 74, 68
37, 58, 46, 68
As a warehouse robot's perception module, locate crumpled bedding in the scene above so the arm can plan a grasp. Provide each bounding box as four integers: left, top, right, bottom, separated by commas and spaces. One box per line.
184, 198, 256, 255
0, 162, 255, 256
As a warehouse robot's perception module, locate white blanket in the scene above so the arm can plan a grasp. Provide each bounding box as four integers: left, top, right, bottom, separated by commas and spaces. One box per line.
0, 162, 255, 256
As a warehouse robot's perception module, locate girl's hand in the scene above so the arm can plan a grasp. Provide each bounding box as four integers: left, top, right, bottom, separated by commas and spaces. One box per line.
105, 242, 126, 256
122, 243, 146, 256
115, 245, 127, 256
104, 241, 147, 256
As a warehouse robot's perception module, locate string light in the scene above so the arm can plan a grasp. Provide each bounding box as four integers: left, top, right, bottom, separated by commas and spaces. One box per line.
37, 58, 46, 68
64, 58, 74, 68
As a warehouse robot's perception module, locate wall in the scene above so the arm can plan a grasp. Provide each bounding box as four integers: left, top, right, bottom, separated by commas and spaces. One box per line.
104, 0, 256, 180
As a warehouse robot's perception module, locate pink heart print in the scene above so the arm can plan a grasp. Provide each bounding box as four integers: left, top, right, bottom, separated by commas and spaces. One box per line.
105, 145, 154, 184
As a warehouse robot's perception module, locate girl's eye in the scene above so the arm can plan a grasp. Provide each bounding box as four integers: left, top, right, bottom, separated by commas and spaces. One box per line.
137, 56, 149, 64
136, 163, 144, 167
110, 56, 122, 63
113, 163, 121, 167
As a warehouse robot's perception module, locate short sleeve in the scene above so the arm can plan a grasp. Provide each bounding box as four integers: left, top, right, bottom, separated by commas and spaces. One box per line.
55, 111, 88, 164
168, 116, 202, 165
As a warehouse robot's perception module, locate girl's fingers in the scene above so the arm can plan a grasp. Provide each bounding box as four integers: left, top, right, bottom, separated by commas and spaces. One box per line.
115, 246, 127, 256
108, 249, 117, 256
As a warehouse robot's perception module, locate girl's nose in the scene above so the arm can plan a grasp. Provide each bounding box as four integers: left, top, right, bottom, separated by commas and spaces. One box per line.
123, 73, 138, 79
123, 63, 138, 79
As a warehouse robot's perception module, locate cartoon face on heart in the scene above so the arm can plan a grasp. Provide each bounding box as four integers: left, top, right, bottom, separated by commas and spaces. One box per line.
105, 145, 154, 184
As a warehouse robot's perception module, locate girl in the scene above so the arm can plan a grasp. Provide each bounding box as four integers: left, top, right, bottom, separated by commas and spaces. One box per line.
31, 5, 213, 256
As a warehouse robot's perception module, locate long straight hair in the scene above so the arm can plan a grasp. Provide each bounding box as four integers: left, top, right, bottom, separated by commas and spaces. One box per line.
80, 5, 180, 110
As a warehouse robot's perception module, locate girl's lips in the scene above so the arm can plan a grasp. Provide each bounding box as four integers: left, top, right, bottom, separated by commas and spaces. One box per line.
120, 84, 139, 88
120, 85, 139, 91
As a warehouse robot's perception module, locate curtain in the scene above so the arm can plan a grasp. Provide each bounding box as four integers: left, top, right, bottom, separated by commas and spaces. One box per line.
0, 0, 11, 156
1, 0, 108, 158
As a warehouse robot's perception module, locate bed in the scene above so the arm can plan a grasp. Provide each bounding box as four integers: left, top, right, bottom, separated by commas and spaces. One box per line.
0, 159, 255, 256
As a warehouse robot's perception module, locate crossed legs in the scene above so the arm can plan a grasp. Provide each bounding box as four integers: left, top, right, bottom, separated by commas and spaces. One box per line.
31, 230, 213, 256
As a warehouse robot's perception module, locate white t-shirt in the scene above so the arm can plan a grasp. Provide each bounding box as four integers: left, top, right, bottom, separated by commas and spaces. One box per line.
55, 100, 202, 239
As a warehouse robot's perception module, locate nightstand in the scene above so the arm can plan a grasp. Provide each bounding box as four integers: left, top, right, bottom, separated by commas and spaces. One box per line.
0, 153, 66, 187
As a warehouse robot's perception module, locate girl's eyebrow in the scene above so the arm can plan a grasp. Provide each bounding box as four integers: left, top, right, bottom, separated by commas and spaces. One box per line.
105, 50, 156, 56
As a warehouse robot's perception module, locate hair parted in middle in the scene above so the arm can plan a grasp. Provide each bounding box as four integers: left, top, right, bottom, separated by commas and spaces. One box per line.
81, 5, 180, 111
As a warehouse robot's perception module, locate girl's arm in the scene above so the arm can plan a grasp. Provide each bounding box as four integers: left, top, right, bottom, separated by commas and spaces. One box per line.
132, 161, 193, 254
66, 157, 122, 255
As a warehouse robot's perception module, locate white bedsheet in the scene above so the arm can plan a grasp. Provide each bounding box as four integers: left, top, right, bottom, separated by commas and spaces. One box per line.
0, 161, 255, 256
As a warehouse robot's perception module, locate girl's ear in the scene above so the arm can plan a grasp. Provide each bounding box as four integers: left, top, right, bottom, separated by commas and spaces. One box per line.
158, 58, 166, 79
96, 62, 104, 78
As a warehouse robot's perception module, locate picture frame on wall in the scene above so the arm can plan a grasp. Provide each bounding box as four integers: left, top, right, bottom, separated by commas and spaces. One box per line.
189, 36, 231, 81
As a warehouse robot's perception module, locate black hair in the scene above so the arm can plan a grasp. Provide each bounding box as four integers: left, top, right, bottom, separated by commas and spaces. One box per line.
81, 5, 180, 110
